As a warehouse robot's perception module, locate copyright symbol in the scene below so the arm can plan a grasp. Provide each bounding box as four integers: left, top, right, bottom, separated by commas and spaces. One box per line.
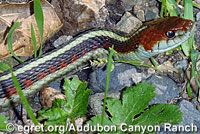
6, 123, 15, 132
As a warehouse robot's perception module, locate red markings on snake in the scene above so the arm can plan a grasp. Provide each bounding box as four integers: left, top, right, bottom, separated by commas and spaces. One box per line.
38, 72, 48, 80
22, 79, 34, 88
58, 60, 68, 69
48, 66, 57, 74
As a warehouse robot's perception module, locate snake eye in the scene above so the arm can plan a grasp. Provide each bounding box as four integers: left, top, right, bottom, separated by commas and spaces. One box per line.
165, 31, 175, 39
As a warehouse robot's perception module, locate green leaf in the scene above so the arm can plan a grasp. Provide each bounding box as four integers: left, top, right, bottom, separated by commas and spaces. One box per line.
107, 82, 156, 125
133, 104, 182, 125
88, 115, 117, 133
11, 71, 39, 126
190, 49, 200, 91
0, 115, 9, 131
34, 0, 44, 56
89, 115, 114, 126
7, 22, 24, 63
101, 46, 114, 125
31, 24, 37, 58
64, 78, 81, 105
116, 60, 157, 70
87, 82, 183, 133
191, 49, 200, 71
186, 81, 193, 98
181, 0, 194, 56
165, 0, 178, 16
0, 62, 10, 72
38, 78, 91, 126
160, 0, 167, 17
193, 2, 200, 9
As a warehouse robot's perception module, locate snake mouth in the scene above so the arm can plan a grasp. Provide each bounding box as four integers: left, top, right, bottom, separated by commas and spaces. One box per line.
152, 22, 195, 53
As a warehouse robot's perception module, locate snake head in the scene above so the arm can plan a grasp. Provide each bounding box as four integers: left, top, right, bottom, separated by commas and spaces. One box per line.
139, 16, 194, 53
117, 16, 195, 61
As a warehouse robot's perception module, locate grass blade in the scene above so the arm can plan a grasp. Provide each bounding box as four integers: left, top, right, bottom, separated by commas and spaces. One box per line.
7, 22, 24, 63
181, 0, 194, 56
186, 80, 193, 98
166, 0, 178, 16
11, 71, 39, 126
34, 0, 44, 56
31, 24, 37, 58
101, 46, 114, 125
0, 62, 10, 72
8, 56, 39, 126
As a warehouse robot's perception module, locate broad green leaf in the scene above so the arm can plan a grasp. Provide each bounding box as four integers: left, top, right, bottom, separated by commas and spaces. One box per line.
133, 104, 182, 125
38, 78, 91, 126
64, 78, 82, 106
107, 82, 156, 125
0, 115, 9, 131
89, 115, 113, 126
86, 82, 183, 133
88, 115, 117, 133
0, 62, 9, 72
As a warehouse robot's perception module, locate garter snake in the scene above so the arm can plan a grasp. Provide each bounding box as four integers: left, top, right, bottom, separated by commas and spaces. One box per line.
0, 17, 194, 111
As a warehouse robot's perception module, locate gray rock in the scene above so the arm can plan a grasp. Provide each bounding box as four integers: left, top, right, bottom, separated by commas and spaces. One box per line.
53, 35, 72, 48
89, 91, 120, 115
88, 63, 151, 93
196, 12, 200, 21
173, 60, 188, 70
144, 75, 180, 104
195, 23, 200, 48
48, 81, 62, 92
145, 9, 159, 21
121, 0, 142, 11
136, 10, 145, 22
158, 99, 200, 134
178, 100, 200, 129
115, 12, 142, 33
196, 0, 200, 5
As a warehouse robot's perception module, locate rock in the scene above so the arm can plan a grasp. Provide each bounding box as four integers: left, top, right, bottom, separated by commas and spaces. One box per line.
133, 0, 159, 21
136, 10, 145, 22
53, 35, 73, 48
144, 75, 180, 104
48, 81, 63, 92
194, 16, 200, 47
178, 100, 200, 128
121, 0, 138, 11
88, 63, 151, 93
51, 0, 107, 35
89, 91, 120, 115
196, 12, 200, 21
145, 9, 159, 21
173, 60, 188, 70
105, 1, 125, 27
115, 12, 142, 33
40, 87, 66, 108
196, 0, 200, 5
158, 100, 200, 133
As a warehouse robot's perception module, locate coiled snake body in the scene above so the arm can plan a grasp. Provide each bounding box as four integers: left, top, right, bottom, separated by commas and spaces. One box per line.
0, 17, 194, 111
